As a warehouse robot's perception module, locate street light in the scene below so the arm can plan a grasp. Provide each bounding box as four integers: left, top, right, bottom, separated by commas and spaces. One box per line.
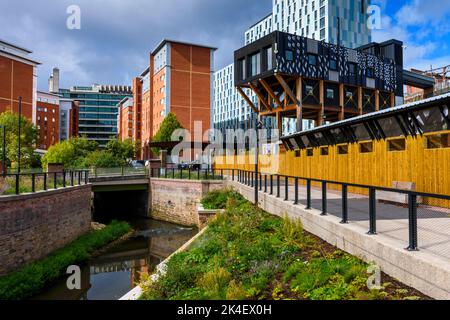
17, 96, 22, 174
0, 125, 6, 177
254, 115, 264, 207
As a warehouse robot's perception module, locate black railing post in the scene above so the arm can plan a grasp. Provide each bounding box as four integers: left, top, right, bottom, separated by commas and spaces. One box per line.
54, 172, 57, 189
221, 169, 224, 180
180, 168, 183, 180
306, 179, 312, 210
44, 173, 48, 191
270, 175, 273, 195
32, 173, 36, 193
321, 181, 327, 216
232, 169, 235, 181
294, 177, 299, 205
198, 168, 201, 180
85, 170, 89, 184
341, 184, 348, 224
71, 171, 74, 186
368, 188, 377, 235
15, 174, 19, 195
284, 176, 289, 201
188, 168, 191, 180
172, 168, 175, 179
276, 175, 280, 198
264, 175, 267, 193
407, 194, 419, 251
78, 171, 81, 185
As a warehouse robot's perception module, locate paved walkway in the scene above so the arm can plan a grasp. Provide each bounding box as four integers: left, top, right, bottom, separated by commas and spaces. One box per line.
238, 177, 450, 262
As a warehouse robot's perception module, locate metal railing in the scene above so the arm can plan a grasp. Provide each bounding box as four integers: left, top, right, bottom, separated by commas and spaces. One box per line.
90, 166, 149, 178
149, 167, 226, 181
0, 170, 90, 196
216, 168, 450, 253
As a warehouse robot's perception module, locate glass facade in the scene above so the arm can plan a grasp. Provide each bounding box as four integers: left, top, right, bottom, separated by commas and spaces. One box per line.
60, 85, 131, 147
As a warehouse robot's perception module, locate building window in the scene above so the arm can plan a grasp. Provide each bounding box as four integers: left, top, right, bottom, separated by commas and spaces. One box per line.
348, 63, 357, 75
337, 145, 349, 155
326, 88, 335, 99
250, 52, 261, 76
367, 67, 374, 78
285, 50, 294, 61
425, 133, 450, 149
320, 147, 329, 156
306, 148, 314, 156
294, 150, 301, 158
266, 46, 273, 70
387, 138, 406, 152
308, 54, 317, 66
329, 59, 338, 71
359, 142, 373, 153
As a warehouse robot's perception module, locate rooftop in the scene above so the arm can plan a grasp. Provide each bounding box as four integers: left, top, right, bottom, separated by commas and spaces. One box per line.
151, 39, 217, 55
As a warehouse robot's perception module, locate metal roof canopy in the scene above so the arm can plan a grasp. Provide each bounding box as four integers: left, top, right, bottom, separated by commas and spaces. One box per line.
281, 92, 450, 150
403, 69, 435, 89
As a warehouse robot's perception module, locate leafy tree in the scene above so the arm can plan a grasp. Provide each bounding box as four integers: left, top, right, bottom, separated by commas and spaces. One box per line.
152, 112, 183, 156
41, 140, 76, 169
0, 111, 39, 169
106, 138, 138, 164
81, 150, 121, 168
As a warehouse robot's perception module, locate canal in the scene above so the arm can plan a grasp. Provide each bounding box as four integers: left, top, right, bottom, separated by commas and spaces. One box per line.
33, 216, 197, 300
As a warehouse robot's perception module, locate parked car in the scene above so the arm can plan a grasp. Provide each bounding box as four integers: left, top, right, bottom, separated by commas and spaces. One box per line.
129, 160, 145, 168
177, 161, 201, 170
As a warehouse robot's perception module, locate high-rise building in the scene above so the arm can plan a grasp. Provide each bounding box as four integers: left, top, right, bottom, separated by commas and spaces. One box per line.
214, 0, 373, 138
123, 40, 216, 159
59, 98, 79, 142
36, 91, 60, 150
0, 39, 40, 122
59, 85, 132, 147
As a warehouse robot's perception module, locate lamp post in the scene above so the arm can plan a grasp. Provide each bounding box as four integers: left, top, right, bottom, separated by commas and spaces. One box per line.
0, 125, 6, 177
17, 96, 22, 174
254, 115, 263, 207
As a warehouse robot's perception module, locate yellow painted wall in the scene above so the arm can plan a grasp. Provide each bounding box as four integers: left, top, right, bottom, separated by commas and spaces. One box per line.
214, 131, 450, 208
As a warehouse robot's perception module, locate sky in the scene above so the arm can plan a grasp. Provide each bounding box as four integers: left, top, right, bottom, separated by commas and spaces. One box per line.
1, 0, 450, 91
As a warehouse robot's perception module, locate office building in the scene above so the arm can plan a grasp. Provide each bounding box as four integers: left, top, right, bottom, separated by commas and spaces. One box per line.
0, 39, 40, 122
124, 40, 216, 159
214, 0, 373, 139
36, 91, 60, 150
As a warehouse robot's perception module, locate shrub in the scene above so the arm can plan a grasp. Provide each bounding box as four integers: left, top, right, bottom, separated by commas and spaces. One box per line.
0, 221, 131, 300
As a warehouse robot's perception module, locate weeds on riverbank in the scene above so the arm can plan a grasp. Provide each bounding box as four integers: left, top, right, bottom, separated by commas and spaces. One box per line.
0, 221, 132, 300
201, 189, 246, 210
140, 190, 426, 300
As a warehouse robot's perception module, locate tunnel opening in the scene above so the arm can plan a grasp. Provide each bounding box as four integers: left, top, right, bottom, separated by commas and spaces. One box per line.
93, 189, 149, 223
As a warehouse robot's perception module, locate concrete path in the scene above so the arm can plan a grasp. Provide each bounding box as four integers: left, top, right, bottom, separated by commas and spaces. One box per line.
239, 177, 450, 263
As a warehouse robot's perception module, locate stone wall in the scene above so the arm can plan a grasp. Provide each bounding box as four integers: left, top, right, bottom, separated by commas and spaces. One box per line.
150, 179, 224, 227
0, 185, 92, 276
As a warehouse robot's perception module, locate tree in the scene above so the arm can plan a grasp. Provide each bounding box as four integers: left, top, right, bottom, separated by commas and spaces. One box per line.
0, 111, 39, 169
151, 112, 183, 156
106, 138, 138, 164
42, 137, 98, 169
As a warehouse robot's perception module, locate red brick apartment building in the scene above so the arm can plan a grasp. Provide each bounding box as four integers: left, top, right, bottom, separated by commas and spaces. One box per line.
0, 39, 40, 121
118, 40, 216, 159
117, 97, 134, 141
36, 91, 60, 150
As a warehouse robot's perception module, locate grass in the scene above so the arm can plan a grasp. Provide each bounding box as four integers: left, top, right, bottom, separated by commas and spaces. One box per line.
140, 190, 427, 301
201, 189, 246, 210
0, 220, 132, 300
0, 175, 67, 195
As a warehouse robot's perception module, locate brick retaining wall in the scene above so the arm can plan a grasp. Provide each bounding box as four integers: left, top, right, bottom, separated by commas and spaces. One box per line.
150, 179, 224, 227
0, 185, 92, 276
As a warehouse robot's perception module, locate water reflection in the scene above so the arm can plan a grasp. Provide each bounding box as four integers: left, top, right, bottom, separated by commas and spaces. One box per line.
34, 219, 197, 300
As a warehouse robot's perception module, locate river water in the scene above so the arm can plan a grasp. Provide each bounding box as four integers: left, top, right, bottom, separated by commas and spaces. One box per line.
33, 218, 197, 300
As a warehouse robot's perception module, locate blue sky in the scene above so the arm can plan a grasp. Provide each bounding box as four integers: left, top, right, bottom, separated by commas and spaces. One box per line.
0, 0, 449, 90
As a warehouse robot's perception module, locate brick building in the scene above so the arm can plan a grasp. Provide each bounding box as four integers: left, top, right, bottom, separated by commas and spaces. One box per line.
0, 39, 40, 121
36, 91, 60, 150
120, 40, 216, 159
117, 97, 134, 141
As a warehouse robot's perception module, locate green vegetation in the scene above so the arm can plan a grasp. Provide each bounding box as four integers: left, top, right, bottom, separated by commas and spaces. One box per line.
0, 221, 132, 300
42, 137, 139, 169
0, 111, 41, 169
151, 112, 183, 156
140, 191, 424, 301
201, 189, 246, 210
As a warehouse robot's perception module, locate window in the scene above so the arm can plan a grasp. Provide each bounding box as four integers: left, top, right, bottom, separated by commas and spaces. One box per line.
348, 63, 357, 75
266, 46, 273, 70
329, 59, 338, 71
285, 50, 294, 61
239, 58, 246, 80
308, 54, 317, 66
320, 147, 329, 156
337, 145, 349, 155
250, 53, 261, 76
426, 133, 450, 149
294, 150, 301, 158
367, 67, 374, 78
359, 142, 373, 153
306, 148, 314, 156
326, 88, 335, 99
387, 138, 406, 152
